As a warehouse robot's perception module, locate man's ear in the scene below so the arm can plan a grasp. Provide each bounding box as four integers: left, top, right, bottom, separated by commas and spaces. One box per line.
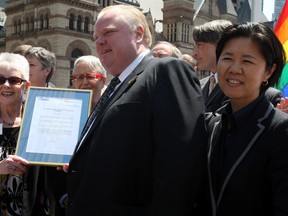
135, 25, 145, 43
264, 63, 276, 81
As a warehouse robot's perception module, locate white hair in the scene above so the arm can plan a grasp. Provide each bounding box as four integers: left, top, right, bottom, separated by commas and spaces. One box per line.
0, 52, 30, 81
73, 55, 107, 77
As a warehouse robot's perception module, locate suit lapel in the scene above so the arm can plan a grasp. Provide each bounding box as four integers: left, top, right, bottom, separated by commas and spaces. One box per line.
205, 84, 221, 107
208, 98, 274, 214
86, 73, 137, 135
74, 54, 154, 153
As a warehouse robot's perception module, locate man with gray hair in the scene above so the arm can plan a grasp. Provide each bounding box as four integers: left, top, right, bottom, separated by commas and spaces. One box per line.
25, 46, 56, 87
151, 40, 182, 58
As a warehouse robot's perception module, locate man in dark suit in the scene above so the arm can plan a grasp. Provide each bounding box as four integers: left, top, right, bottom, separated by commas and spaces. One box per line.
65, 5, 207, 216
193, 20, 282, 112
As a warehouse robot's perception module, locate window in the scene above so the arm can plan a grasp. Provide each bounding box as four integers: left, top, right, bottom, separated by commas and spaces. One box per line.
167, 23, 177, 42
84, 17, 89, 33
30, 17, 34, 32
26, 17, 29, 32
69, 14, 75, 30
14, 20, 17, 34
181, 23, 189, 43
77, 15, 82, 31
18, 19, 21, 33
45, 14, 49, 29
70, 48, 83, 86
39, 15, 44, 30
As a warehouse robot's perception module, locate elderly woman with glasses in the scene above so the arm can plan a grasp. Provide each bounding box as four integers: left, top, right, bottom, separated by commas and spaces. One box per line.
0, 52, 68, 216
71, 55, 107, 108
0, 53, 30, 215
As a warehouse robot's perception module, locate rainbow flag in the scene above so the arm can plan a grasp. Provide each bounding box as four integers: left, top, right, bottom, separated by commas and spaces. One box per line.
274, 0, 288, 97
276, 63, 288, 97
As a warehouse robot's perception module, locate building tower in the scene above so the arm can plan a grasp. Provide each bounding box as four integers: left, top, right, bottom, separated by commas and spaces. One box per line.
161, 0, 237, 55
161, 0, 195, 54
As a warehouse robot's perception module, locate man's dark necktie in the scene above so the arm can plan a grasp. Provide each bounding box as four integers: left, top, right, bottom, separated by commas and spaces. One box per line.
80, 77, 120, 136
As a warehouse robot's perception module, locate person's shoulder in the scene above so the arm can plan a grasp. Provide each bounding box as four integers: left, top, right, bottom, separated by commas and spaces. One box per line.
273, 107, 288, 121
148, 56, 189, 70
264, 87, 282, 106
47, 82, 56, 88
265, 87, 282, 96
151, 56, 182, 63
144, 56, 197, 80
268, 109, 288, 141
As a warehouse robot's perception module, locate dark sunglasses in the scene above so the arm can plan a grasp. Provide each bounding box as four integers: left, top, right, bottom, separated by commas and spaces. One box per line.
0, 77, 27, 85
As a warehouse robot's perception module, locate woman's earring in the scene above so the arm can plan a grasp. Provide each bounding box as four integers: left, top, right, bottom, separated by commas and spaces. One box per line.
262, 80, 268, 86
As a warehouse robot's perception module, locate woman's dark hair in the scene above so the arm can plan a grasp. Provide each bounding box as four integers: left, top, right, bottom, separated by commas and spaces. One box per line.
216, 22, 286, 91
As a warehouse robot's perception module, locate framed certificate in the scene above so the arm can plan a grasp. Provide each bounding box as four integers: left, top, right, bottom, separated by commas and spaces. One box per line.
15, 87, 93, 166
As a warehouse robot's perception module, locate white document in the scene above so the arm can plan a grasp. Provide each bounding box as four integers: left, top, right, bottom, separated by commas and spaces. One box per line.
26, 96, 82, 155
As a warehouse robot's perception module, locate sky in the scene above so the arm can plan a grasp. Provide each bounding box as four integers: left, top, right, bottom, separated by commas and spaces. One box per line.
138, 0, 163, 31
263, 0, 275, 20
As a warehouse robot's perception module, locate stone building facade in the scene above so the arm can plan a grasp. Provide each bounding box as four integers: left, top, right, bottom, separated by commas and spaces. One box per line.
4, 0, 102, 87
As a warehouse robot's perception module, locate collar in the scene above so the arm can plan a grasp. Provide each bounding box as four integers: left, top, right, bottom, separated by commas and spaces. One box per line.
222, 95, 262, 130
211, 72, 218, 83
118, 49, 150, 83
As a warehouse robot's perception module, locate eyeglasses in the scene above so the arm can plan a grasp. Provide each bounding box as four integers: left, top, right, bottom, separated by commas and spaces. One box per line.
0, 77, 27, 85
71, 73, 104, 82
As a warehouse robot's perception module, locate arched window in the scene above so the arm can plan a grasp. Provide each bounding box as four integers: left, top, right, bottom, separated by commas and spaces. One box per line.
14, 20, 17, 34
45, 14, 49, 29
39, 15, 44, 30
84, 17, 89, 33
77, 15, 82, 32
26, 17, 29, 32
69, 14, 75, 30
70, 48, 83, 86
30, 17, 34, 32
17, 19, 21, 33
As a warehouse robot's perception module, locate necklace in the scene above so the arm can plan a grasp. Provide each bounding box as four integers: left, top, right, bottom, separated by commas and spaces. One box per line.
1, 118, 19, 126
0, 109, 22, 127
